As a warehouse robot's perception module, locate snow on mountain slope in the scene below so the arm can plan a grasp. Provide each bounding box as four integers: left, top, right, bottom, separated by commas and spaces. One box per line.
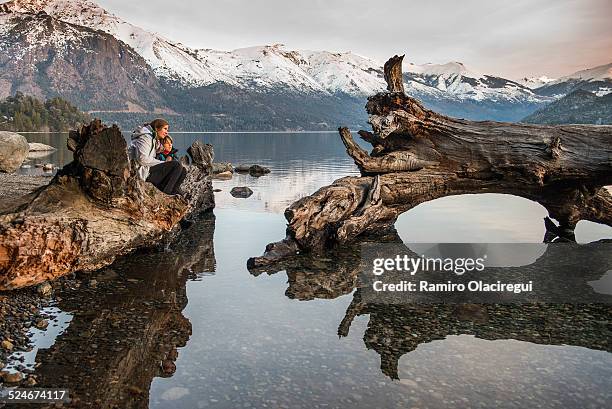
193, 45, 329, 93
0, 0, 550, 104
0, 10, 166, 109
534, 63, 612, 97
404, 61, 542, 103
516, 76, 556, 89
553, 63, 612, 83
296, 50, 386, 96
0, 0, 243, 86
0, 10, 98, 59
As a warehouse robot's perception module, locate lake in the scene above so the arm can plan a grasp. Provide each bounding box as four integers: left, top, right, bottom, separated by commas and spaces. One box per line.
10, 132, 612, 408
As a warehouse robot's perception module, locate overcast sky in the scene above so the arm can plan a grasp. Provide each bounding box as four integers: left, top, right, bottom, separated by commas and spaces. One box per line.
97, 0, 612, 79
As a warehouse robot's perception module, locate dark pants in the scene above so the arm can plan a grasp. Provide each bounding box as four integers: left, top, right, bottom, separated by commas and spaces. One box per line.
147, 161, 187, 195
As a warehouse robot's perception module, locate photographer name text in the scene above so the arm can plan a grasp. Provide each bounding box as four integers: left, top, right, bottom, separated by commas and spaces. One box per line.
372, 280, 533, 294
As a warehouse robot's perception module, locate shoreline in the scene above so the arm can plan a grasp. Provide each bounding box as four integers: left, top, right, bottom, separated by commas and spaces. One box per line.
0, 173, 53, 201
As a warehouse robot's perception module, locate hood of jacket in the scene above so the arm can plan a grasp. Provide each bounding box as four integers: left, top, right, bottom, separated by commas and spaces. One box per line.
131, 124, 154, 140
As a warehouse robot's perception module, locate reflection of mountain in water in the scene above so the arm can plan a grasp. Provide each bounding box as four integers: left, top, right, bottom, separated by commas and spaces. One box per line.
249, 235, 612, 380
26, 213, 216, 408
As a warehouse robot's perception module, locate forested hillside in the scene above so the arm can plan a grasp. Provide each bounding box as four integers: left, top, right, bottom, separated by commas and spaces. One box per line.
0, 93, 91, 132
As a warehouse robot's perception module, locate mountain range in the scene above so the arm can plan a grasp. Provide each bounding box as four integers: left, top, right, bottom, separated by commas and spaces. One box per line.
522, 89, 612, 125
0, 0, 610, 130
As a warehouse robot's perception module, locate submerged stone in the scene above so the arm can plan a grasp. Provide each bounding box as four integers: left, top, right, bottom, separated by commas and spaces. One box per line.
230, 187, 253, 198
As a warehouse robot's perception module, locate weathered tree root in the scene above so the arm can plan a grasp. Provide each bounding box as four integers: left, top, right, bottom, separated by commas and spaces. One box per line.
0, 120, 215, 290
249, 56, 612, 267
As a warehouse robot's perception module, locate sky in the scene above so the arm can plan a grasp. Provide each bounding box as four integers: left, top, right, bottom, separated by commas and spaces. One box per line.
96, 0, 612, 79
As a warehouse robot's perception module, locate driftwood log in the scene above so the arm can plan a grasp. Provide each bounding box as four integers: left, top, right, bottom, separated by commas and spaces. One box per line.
0, 120, 215, 290
249, 55, 612, 266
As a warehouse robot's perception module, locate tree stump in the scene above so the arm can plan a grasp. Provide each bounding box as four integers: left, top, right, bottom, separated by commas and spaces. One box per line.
0, 120, 215, 290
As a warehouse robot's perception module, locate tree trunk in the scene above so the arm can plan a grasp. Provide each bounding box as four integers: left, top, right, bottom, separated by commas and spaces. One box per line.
0, 120, 215, 290
249, 57, 612, 266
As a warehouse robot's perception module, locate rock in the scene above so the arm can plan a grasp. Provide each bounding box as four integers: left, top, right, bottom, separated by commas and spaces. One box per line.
37, 282, 53, 297
230, 187, 253, 198
212, 171, 232, 180
234, 164, 271, 176
186, 141, 213, 169
28, 143, 57, 152
26, 150, 55, 160
96, 269, 118, 282
35, 319, 48, 329
0, 131, 29, 173
454, 304, 489, 324
248, 164, 271, 176
161, 359, 176, 375
234, 164, 251, 173
211, 162, 233, 174
24, 376, 37, 386
2, 340, 14, 351
1, 371, 23, 383
127, 385, 144, 395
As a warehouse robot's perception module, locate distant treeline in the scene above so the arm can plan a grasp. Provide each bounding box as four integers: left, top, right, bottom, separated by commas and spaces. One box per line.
0, 93, 91, 132
96, 88, 369, 132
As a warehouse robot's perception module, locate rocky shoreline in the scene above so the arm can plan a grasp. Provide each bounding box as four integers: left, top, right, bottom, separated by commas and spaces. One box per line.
0, 173, 52, 201
0, 173, 56, 387
0, 281, 58, 386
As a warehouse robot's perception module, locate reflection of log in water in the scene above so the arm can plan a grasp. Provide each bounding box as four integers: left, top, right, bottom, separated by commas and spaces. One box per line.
359, 241, 612, 304
250, 230, 612, 304
249, 238, 612, 380
340, 297, 612, 380
24, 213, 215, 409
249, 229, 401, 300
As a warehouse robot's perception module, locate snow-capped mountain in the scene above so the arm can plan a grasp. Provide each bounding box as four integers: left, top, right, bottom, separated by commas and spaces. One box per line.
2, 0, 593, 128
0, 0, 384, 95
534, 63, 612, 98
554, 63, 612, 84
0, 10, 166, 110
0, 0, 548, 104
403, 61, 544, 103
516, 76, 556, 89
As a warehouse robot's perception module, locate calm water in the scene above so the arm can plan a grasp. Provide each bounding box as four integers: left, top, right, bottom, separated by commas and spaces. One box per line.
13, 132, 612, 408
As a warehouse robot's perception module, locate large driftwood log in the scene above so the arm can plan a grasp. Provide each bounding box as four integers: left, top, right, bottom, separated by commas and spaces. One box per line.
250, 56, 612, 265
0, 120, 215, 290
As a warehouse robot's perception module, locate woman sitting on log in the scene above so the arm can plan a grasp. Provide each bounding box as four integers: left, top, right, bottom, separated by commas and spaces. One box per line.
130, 118, 186, 195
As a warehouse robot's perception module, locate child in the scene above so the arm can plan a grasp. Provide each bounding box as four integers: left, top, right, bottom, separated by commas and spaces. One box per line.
156, 135, 179, 162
